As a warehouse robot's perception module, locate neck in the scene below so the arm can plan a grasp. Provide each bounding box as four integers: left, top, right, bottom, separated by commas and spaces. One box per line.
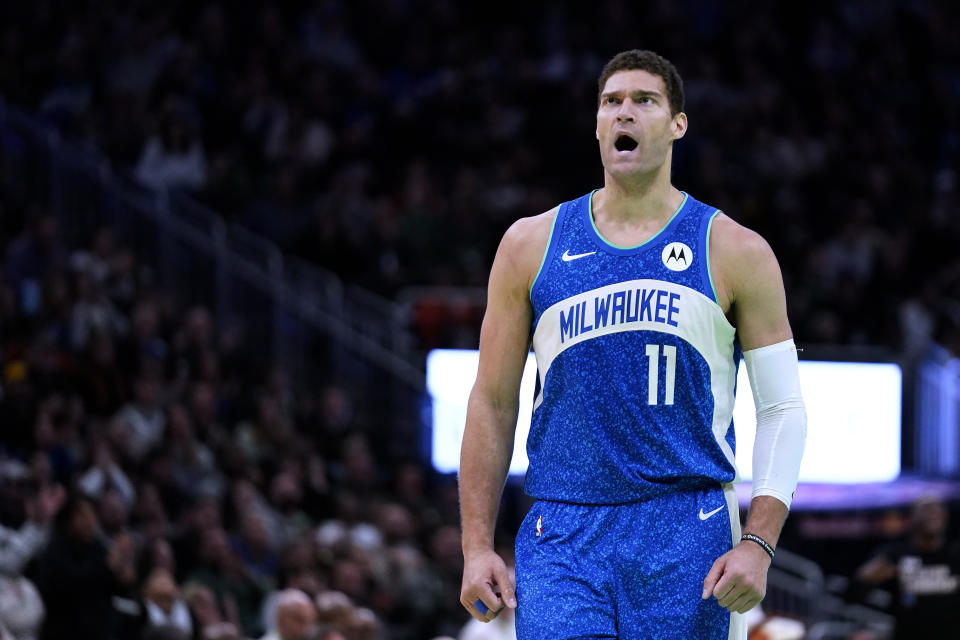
596, 155, 680, 223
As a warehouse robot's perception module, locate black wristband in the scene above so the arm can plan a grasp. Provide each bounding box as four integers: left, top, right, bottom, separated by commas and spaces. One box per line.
740, 533, 775, 560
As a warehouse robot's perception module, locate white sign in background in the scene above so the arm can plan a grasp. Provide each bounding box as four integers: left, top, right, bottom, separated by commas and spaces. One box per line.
426, 350, 902, 484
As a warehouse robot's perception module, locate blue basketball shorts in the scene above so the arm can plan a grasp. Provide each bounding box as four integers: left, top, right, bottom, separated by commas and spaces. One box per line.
514, 483, 746, 640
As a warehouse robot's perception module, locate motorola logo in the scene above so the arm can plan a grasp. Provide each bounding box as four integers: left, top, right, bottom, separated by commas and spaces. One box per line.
661, 242, 693, 272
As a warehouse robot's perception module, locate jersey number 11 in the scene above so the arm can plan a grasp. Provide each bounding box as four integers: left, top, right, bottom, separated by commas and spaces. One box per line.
645, 344, 676, 405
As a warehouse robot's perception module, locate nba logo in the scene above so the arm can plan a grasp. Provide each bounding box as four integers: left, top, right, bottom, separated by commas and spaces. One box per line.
536, 515, 542, 537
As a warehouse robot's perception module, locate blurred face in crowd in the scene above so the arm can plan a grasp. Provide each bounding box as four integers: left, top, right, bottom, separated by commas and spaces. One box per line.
276, 596, 316, 640
167, 404, 194, 442
596, 69, 686, 181
98, 489, 129, 533
200, 528, 231, 565
911, 496, 947, 538
144, 568, 179, 613
270, 471, 302, 512
69, 498, 99, 541
241, 512, 270, 552
314, 590, 353, 628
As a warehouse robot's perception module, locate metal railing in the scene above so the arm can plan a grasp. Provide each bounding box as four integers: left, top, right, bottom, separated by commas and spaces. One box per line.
0, 99, 424, 394
763, 548, 894, 639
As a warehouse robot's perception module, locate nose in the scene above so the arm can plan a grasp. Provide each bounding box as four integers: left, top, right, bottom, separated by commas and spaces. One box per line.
616, 108, 634, 123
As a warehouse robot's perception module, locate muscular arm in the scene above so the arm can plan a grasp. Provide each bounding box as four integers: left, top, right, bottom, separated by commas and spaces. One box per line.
459, 211, 553, 621
726, 223, 796, 544
702, 214, 806, 613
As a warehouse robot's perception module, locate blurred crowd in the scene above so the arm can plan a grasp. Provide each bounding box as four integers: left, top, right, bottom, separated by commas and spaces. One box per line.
0, 0, 959, 353
2, 1, 960, 639
0, 210, 486, 639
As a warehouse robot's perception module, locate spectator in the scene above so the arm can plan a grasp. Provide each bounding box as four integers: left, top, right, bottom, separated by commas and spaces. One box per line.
182, 582, 242, 640
34, 493, 136, 640
185, 527, 266, 638
164, 404, 222, 502
852, 494, 960, 639
0, 471, 64, 576
132, 486, 174, 542
135, 103, 209, 192
75, 331, 128, 418
95, 487, 136, 546
259, 588, 315, 640
138, 536, 177, 582
69, 267, 128, 352
3, 215, 68, 318
266, 471, 312, 550
0, 474, 63, 640
0, 571, 44, 640
77, 440, 136, 508
141, 568, 193, 638
313, 590, 353, 638
230, 511, 278, 586
114, 372, 167, 463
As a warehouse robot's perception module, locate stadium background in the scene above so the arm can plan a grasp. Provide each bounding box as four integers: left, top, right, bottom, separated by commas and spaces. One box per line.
1, 0, 959, 638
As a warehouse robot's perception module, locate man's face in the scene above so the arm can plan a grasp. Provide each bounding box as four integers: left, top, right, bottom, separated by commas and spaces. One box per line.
912, 499, 947, 537
596, 69, 686, 178
277, 603, 316, 640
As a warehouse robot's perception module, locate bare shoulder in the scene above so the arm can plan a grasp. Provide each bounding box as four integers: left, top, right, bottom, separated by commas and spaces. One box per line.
709, 212, 792, 348
496, 206, 559, 292
709, 213, 783, 304
709, 213, 778, 267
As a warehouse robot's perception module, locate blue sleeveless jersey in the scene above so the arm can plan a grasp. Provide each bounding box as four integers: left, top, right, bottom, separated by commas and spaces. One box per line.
526, 190, 741, 504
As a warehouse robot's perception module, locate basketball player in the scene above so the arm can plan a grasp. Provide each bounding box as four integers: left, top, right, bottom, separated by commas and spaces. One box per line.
458, 49, 807, 639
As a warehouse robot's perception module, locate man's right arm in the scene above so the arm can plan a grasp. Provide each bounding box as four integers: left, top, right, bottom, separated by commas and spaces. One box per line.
459, 211, 554, 622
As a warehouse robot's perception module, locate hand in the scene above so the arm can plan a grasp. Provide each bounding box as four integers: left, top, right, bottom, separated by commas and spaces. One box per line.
460, 548, 516, 622
701, 540, 771, 613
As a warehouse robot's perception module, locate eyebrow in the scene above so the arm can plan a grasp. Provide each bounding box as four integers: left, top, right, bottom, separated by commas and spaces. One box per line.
600, 89, 664, 100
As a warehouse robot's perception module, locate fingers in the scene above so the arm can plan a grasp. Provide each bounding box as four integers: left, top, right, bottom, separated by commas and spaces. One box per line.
474, 598, 503, 621
735, 595, 763, 614
712, 574, 740, 604
460, 575, 505, 621
715, 578, 764, 612
701, 556, 726, 599
461, 550, 517, 622
461, 588, 503, 622
704, 545, 768, 613
491, 560, 517, 609
720, 588, 753, 612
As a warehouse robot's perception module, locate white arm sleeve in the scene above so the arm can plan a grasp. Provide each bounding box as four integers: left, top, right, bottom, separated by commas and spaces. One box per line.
743, 338, 807, 509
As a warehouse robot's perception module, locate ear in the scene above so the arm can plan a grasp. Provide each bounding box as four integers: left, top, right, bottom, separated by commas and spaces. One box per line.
672, 112, 688, 140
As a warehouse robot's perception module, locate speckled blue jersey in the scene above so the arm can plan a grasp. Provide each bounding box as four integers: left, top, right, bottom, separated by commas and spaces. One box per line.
526, 190, 741, 504
515, 191, 746, 640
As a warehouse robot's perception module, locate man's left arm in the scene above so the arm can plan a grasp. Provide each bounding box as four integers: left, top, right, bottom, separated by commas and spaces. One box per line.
701, 217, 807, 614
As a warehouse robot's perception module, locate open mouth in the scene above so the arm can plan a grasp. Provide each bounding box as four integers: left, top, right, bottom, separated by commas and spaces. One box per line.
614, 134, 639, 152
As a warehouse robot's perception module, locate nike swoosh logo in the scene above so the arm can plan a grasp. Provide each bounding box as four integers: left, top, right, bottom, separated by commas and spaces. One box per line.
699, 506, 724, 521
561, 249, 597, 262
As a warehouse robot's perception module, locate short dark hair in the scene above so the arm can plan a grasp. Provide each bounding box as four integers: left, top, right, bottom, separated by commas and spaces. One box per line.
597, 50, 685, 115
